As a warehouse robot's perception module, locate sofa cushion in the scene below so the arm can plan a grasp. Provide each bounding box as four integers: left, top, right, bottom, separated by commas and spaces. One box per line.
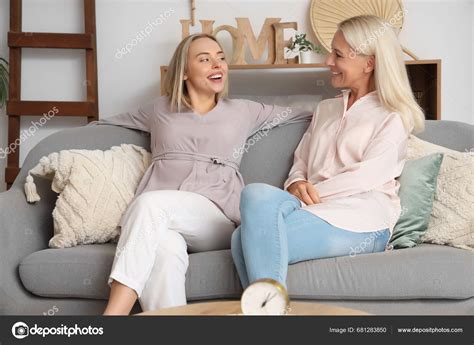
19, 243, 473, 301
26, 144, 151, 249
407, 136, 474, 250
390, 153, 443, 249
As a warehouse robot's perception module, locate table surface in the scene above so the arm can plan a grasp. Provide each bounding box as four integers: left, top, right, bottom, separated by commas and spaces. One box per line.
137, 301, 370, 316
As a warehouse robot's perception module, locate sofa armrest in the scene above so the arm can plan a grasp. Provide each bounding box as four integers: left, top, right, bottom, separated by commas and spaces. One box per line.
1, 124, 150, 314
0, 184, 56, 251
0, 124, 151, 264
0, 184, 56, 314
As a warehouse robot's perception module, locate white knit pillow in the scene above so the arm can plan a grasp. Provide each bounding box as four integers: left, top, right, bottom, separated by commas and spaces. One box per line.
407, 136, 473, 250
25, 144, 151, 248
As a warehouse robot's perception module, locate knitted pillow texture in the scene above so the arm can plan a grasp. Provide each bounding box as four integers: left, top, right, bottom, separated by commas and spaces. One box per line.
25, 144, 151, 248
407, 136, 473, 251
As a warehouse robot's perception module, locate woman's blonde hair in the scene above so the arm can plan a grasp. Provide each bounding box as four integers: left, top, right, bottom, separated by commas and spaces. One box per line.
163, 33, 228, 112
338, 15, 425, 133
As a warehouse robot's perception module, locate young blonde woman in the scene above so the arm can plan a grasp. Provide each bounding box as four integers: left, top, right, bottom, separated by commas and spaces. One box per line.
231, 15, 425, 290
89, 33, 311, 314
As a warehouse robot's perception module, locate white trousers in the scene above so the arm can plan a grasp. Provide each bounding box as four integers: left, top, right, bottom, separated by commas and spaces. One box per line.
108, 190, 235, 311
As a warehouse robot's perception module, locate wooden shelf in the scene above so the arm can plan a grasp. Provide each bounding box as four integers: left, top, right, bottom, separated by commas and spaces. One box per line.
161, 59, 441, 121
405, 60, 441, 121
164, 60, 439, 70
229, 63, 329, 70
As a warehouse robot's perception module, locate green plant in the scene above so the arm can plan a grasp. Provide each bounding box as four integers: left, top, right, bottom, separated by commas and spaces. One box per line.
0, 57, 8, 109
290, 33, 324, 54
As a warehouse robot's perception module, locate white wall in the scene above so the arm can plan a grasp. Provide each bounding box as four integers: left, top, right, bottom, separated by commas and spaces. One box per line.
0, 0, 472, 192
472, 0, 474, 120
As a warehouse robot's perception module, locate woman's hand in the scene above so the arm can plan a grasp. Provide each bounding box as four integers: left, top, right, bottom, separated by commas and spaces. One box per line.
287, 180, 321, 205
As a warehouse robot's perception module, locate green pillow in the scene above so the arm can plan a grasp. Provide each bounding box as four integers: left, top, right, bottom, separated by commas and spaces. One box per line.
389, 153, 443, 249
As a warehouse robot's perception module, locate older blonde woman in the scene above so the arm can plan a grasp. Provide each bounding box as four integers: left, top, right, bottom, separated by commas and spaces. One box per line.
90, 33, 311, 315
231, 15, 425, 290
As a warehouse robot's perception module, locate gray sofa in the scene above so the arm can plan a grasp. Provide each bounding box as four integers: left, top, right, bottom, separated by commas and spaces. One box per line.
1, 119, 473, 315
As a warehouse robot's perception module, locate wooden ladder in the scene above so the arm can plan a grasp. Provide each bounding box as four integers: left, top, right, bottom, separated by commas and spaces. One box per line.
6, 0, 99, 189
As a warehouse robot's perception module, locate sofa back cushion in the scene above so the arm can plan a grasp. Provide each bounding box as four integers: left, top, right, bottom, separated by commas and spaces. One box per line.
240, 121, 310, 187
13, 118, 472, 195
416, 120, 474, 152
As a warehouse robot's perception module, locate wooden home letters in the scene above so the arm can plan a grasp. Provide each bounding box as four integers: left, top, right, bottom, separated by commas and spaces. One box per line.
181, 18, 298, 64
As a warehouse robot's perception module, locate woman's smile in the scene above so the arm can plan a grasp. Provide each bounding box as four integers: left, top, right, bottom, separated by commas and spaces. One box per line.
207, 72, 224, 84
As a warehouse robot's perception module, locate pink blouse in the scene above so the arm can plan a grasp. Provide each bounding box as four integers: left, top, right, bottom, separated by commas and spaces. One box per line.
284, 90, 409, 233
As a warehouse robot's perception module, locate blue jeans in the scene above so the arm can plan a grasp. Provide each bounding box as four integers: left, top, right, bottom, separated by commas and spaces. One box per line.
231, 183, 391, 289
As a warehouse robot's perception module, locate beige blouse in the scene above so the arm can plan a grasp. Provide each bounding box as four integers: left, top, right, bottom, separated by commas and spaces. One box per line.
284, 90, 409, 233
